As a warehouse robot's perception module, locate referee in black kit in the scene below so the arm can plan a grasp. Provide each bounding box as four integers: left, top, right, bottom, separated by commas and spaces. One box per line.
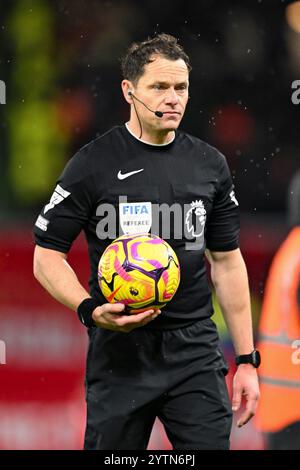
33, 34, 260, 450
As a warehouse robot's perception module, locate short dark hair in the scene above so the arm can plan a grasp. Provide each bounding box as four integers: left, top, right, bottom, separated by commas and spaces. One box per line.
121, 33, 192, 85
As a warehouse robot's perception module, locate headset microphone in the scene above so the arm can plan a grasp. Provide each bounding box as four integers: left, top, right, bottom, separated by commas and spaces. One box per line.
128, 91, 163, 118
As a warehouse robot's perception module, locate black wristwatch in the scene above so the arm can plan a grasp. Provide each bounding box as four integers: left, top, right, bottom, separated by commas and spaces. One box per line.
235, 350, 261, 368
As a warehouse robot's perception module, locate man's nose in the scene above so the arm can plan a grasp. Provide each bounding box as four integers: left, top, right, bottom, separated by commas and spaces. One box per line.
164, 88, 179, 105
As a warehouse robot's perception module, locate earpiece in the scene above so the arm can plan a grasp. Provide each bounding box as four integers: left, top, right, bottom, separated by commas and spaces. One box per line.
128, 90, 133, 96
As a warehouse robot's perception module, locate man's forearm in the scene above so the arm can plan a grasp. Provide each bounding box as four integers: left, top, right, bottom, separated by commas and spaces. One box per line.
33, 246, 91, 311
210, 251, 254, 355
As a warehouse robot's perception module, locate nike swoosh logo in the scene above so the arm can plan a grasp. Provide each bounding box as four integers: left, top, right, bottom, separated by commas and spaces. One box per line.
117, 168, 144, 180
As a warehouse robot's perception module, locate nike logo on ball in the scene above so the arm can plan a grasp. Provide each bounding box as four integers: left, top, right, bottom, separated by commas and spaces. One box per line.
117, 169, 144, 180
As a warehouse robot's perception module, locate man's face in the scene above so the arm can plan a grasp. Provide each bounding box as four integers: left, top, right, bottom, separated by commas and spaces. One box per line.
129, 55, 189, 132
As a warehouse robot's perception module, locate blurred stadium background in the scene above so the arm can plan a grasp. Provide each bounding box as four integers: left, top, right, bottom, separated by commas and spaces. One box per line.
0, 0, 299, 450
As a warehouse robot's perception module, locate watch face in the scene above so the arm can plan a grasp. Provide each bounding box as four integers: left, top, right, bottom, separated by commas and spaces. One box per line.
252, 350, 261, 368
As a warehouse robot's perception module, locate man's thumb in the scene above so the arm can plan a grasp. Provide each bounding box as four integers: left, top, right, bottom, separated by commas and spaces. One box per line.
109, 303, 125, 312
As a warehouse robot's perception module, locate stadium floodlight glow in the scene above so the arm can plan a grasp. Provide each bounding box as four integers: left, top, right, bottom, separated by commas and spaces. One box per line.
286, 1, 300, 34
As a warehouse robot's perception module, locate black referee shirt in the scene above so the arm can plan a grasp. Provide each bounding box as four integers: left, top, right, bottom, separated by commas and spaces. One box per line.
33, 124, 239, 329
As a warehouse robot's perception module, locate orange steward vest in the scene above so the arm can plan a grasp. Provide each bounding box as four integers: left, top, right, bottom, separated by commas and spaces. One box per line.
255, 227, 300, 432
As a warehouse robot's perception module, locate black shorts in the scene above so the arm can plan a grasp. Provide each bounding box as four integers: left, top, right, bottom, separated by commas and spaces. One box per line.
84, 318, 232, 450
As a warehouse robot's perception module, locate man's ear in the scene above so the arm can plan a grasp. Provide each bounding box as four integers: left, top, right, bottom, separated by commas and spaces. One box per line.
121, 80, 134, 104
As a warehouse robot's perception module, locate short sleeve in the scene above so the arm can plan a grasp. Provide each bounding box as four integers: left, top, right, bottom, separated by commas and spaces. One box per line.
33, 146, 95, 253
205, 152, 240, 252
